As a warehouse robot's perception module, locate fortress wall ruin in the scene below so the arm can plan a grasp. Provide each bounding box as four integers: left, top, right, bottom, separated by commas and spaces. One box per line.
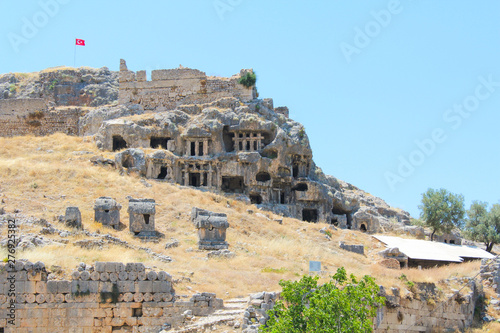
118, 60, 256, 110
0, 261, 222, 332
0, 99, 84, 137
374, 284, 478, 332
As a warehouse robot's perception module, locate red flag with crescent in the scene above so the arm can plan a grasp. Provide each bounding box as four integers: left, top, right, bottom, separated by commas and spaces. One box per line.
76, 39, 85, 46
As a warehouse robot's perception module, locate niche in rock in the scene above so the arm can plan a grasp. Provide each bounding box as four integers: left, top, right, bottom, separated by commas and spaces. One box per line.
221, 176, 245, 193
256, 172, 271, 182
112, 135, 127, 151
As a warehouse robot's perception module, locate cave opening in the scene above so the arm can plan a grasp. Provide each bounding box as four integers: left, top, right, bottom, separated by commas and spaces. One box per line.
112, 135, 127, 151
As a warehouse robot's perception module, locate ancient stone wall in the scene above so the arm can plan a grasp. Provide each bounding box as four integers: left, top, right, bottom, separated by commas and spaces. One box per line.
0, 99, 84, 137
0, 261, 222, 332
374, 282, 478, 332
118, 59, 256, 110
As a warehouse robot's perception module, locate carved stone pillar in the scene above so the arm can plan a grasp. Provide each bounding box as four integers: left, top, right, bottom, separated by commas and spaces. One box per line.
203, 139, 208, 156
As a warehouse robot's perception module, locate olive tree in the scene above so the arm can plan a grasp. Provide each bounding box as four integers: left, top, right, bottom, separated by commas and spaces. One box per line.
418, 188, 465, 241
465, 201, 500, 252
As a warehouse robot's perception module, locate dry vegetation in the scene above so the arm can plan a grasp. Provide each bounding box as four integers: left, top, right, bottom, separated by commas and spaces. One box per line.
0, 133, 483, 300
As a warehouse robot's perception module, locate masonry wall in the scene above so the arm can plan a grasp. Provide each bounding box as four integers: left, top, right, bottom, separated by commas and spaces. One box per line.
0, 99, 84, 137
0, 261, 222, 332
118, 60, 256, 110
374, 285, 478, 333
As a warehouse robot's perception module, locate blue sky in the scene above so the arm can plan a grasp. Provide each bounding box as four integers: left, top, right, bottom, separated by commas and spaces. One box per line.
1, 0, 499, 218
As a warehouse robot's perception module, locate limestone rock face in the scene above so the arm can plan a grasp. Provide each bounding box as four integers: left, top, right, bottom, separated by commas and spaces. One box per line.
0, 67, 118, 106
115, 148, 146, 175
97, 92, 410, 230
79, 104, 144, 136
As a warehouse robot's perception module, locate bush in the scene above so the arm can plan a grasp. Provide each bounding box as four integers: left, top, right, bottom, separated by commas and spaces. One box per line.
238, 71, 256, 88
263, 267, 384, 333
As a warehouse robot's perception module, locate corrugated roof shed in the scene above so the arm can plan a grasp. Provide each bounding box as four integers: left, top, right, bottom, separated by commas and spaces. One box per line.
374, 235, 494, 263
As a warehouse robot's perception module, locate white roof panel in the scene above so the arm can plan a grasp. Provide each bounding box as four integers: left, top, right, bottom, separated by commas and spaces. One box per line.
373, 235, 494, 262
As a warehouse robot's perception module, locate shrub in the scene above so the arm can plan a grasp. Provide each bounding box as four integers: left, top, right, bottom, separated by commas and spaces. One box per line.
263, 267, 384, 333
48, 80, 58, 90
238, 71, 256, 88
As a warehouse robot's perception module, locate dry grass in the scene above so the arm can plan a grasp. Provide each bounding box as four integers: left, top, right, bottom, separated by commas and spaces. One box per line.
0, 134, 484, 298
467, 322, 500, 332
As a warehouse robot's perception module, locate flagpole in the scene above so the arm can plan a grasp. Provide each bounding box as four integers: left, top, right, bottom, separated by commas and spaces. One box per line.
73, 42, 76, 68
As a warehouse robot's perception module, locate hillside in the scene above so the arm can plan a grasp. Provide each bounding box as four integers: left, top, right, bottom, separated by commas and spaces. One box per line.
0, 133, 480, 297
0, 65, 497, 332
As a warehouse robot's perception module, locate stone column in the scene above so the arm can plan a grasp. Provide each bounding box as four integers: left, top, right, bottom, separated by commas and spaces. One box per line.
185, 141, 190, 157
183, 165, 189, 186
203, 139, 209, 156
256, 134, 263, 150
194, 140, 199, 157
208, 164, 213, 188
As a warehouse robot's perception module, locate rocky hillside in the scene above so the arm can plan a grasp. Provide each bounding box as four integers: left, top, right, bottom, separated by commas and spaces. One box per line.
0, 66, 118, 107
0, 65, 411, 230
91, 97, 411, 231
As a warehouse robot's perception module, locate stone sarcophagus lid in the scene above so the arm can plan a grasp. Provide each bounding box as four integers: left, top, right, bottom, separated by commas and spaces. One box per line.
94, 197, 121, 229
128, 198, 160, 239
191, 207, 229, 250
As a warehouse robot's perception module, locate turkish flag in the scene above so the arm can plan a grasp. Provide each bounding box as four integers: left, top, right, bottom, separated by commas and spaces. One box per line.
76, 39, 85, 46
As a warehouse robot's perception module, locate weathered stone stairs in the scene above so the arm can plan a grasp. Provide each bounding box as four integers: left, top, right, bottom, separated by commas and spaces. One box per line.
170, 297, 248, 332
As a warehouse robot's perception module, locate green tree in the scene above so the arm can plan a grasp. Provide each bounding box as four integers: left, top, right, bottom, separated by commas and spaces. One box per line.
465, 201, 500, 252
262, 267, 384, 333
418, 188, 465, 241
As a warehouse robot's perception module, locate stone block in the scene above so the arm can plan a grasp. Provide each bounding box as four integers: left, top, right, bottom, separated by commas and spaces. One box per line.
116, 262, 125, 272
135, 263, 145, 272
72, 280, 89, 294
95, 262, 106, 272
117, 281, 134, 293
58, 280, 71, 293
24, 281, 36, 293
125, 263, 136, 272
152, 281, 170, 293
16, 271, 28, 281
113, 307, 131, 318
138, 281, 153, 293
88, 281, 99, 293
100, 282, 113, 293
15, 281, 26, 294
105, 262, 116, 273
65, 206, 82, 229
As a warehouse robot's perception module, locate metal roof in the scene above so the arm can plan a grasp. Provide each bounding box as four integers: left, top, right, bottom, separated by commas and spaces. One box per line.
373, 235, 495, 263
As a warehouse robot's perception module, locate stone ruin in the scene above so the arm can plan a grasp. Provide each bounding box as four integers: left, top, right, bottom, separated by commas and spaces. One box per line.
378, 247, 408, 269
339, 241, 364, 255
63, 206, 82, 229
94, 196, 122, 229
128, 198, 162, 239
191, 207, 229, 250
91, 59, 412, 232
0, 261, 223, 332
0, 59, 413, 233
